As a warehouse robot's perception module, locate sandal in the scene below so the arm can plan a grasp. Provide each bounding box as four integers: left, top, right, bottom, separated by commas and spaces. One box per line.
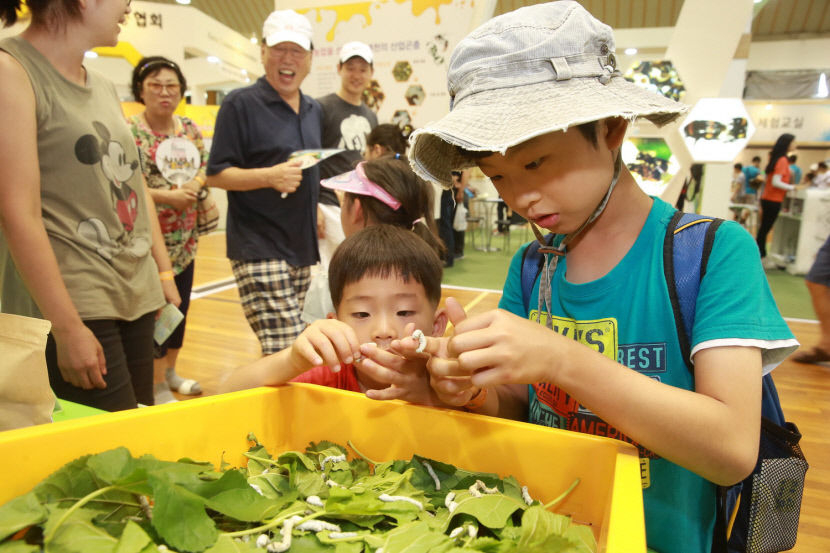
165, 367, 202, 395
170, 378, 202, 395
791, 347, 830, 364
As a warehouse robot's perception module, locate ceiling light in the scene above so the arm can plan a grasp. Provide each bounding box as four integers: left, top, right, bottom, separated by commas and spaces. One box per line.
250, 36, 258, 45
206, 55, 220, 64
764, 103, 773, 110
176, 0, 191, 5
817, 73, 828, 98
624, 47, 638, 56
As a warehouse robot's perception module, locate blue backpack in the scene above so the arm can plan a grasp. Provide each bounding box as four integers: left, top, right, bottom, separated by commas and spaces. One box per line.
519, 211, 807, 553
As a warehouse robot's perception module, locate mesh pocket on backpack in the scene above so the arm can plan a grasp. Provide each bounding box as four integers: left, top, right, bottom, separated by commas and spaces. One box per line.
739, 420, 807, 553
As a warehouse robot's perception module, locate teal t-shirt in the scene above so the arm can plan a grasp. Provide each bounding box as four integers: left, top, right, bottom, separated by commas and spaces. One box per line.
499, 197, 797, 553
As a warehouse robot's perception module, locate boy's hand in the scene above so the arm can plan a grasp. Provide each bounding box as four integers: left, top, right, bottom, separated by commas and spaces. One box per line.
360, 334, 440, 406
290, 319, 361, 374
399, 298, 481, 407
446, 307, 571, 389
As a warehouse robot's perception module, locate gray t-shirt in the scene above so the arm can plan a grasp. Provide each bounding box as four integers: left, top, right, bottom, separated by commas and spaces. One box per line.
316, 93, 378, 206
0, 36, 164, 321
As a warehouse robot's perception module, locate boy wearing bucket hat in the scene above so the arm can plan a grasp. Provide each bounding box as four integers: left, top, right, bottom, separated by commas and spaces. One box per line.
408, 2, 798, 551
316, 41, 378, 268
206, 10, 322, 355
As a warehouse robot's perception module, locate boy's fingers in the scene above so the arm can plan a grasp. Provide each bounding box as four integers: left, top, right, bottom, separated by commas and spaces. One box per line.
427, 356, 470, 378
365, 386, 406, 401
358, 358, 404, 386
445, 297, 468, 326
417, 334, 443, 356
319, 324, 361, 364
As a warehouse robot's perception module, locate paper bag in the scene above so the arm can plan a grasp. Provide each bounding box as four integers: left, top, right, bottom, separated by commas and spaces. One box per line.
0, 313, 55, 431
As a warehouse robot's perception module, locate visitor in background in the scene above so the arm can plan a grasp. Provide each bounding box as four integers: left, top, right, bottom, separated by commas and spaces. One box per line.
206, 10, 322, 355
364, 123, 408, 159
756, 133, 797, 269
316, 41, 378, 269
742, 155, 763, 200
792, 233, 830, 364
128, 56, 207, 403
788, 154, 802, 185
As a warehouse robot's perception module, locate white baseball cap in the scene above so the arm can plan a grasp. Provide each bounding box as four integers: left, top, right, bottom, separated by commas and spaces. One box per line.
339, 41, 373, 64
262, 10, 313, 50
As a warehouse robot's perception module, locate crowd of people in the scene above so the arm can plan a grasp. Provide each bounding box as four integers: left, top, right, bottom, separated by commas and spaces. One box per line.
0, 1, 823, 551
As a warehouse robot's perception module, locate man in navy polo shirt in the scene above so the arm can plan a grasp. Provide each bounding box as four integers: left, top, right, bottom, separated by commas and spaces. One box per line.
206, 10, 322, 355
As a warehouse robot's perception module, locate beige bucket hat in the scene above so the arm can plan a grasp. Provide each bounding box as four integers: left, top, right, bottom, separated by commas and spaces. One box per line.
409, 1, 687, 188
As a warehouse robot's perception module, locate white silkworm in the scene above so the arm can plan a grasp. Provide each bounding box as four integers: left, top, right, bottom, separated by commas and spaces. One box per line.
266, 517, 294, 553
328, 531, 358, 539
521, 485, 534, 505
321, 454, 346, 470
422, 460, 440, 490
288, 515, 341, 533
250, 484, 264, 496
256, 534, 269, 548
378, 493, 423, 510
444, 491, 455, 508
467, 525, 478, 538
468, 479, 498, 498
448, 527, 464, 539
305, 495, 324, 507
326, 479, 343, 488
412, 329, 427, 353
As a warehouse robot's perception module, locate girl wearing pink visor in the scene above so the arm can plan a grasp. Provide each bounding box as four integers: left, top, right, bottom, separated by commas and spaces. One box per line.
302, 155, 444, 322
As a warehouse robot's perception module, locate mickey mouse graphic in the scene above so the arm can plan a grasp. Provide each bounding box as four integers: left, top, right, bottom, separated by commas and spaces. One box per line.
74, 121, 150, 261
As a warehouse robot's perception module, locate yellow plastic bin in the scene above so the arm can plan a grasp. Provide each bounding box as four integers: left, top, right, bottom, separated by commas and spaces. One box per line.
0, 384, 645, 551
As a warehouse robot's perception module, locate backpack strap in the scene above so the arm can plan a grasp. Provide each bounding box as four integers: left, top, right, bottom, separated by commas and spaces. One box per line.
663, 211, 723, 370
520, 234, 555, 313
664, 211, 729, 553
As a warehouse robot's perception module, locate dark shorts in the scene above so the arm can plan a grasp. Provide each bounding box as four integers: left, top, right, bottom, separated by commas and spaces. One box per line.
806, 234, 830, 286
47, 311, 156, 410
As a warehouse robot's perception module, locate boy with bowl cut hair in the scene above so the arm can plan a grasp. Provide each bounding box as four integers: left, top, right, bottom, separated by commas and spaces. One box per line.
221, 224, 447, 406
408, 2, 798, 551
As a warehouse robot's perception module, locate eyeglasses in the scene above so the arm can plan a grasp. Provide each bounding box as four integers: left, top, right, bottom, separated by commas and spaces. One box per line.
271, 46, 308, 60
145, 82, 181, 94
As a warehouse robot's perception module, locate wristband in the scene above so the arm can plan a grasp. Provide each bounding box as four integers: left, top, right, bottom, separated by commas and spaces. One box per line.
159, 270, 175, 281
463, 387, 488, 411
194, 175, 206, 187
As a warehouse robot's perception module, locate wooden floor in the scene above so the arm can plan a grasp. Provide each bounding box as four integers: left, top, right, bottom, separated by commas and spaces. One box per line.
174, 233, 829, 551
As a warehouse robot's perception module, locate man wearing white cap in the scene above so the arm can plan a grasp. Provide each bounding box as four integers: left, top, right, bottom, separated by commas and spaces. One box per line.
315, 41, 378, 268
407, 2, 799, 552
206, 10, 322, 355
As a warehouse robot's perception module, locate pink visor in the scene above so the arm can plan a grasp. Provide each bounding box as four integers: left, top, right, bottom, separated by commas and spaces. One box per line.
320, 162, 401, 210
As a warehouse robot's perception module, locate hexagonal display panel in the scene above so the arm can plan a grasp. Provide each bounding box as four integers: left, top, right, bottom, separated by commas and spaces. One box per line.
621, 137, 680, 197
392, 61, 413, 82
680, 98, 755, 162
623, 60, 685, 102
405, 84, 425, 106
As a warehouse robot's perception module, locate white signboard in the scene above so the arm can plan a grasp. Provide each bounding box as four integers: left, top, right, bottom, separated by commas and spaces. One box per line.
299, 0, 477, 129
680, 98, 755, 163
744, 101, 830, 144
